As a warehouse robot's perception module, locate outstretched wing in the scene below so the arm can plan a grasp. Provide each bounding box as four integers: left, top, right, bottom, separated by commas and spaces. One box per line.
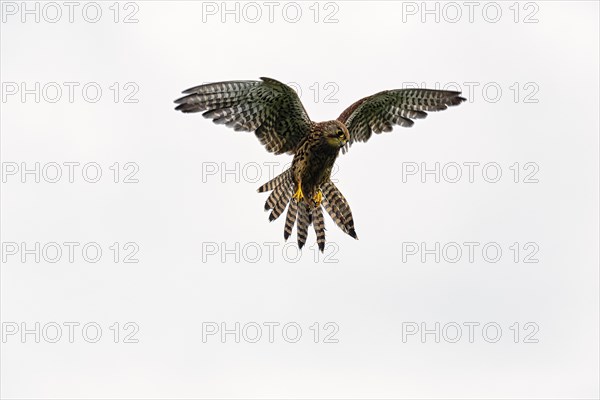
337, 89, 465, 151
175, 77, 312, 155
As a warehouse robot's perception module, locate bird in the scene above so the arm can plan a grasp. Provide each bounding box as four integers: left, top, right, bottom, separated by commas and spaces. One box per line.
175, 77, 465, 251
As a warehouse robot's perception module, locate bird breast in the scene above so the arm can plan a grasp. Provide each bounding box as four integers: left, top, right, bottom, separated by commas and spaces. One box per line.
292, 137, 339, 197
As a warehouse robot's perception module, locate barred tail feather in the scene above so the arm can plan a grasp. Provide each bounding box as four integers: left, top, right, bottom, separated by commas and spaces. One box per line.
322, 181, 358, 239
312, 206, 326, 252
267, 181, 294, 221
257, 168, 294, 222
297, 202, 311, 249
257, 169, 292, 193
284, 200, 298, 240
322, 196, 348, 234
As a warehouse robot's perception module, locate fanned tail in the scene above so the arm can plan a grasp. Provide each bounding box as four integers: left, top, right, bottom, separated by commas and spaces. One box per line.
258, 171, 357, 252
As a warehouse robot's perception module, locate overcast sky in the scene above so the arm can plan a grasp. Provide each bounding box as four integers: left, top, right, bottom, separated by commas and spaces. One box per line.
1, 1, 599, 398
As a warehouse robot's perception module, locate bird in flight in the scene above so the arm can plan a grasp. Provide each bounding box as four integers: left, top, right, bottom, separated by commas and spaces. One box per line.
175, 77, 465, 251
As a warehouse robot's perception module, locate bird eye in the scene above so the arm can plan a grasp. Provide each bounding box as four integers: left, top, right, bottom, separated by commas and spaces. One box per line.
337, 129, 345, 137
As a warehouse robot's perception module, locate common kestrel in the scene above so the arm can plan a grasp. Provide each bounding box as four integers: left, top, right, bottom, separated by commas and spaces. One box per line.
175, 77, 465, 251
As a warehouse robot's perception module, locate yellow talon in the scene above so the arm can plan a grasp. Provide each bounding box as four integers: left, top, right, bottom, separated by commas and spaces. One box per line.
292, 184, 304, 202
313, 191, 323, 207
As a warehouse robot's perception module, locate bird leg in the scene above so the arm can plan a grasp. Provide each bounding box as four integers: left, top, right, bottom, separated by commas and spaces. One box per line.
312, 190, 323, 207
292, 180, 304, 202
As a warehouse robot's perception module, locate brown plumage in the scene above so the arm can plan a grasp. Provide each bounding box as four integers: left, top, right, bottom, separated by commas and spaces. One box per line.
175, 77, 465, 251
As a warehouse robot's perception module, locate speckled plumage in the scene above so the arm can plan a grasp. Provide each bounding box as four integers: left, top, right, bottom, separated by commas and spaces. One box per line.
175, 77, 465, 251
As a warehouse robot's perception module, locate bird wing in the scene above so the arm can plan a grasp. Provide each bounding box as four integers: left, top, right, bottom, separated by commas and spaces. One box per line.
175, 77, 312, 155
337, 89, 466, 152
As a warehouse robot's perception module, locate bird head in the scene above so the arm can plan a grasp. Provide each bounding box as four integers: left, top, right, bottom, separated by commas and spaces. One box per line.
322, 120, 350, 149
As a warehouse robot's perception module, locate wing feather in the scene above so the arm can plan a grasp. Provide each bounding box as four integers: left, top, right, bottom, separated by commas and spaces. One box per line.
175, 77, 312, 155
338, 89, 465, 151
